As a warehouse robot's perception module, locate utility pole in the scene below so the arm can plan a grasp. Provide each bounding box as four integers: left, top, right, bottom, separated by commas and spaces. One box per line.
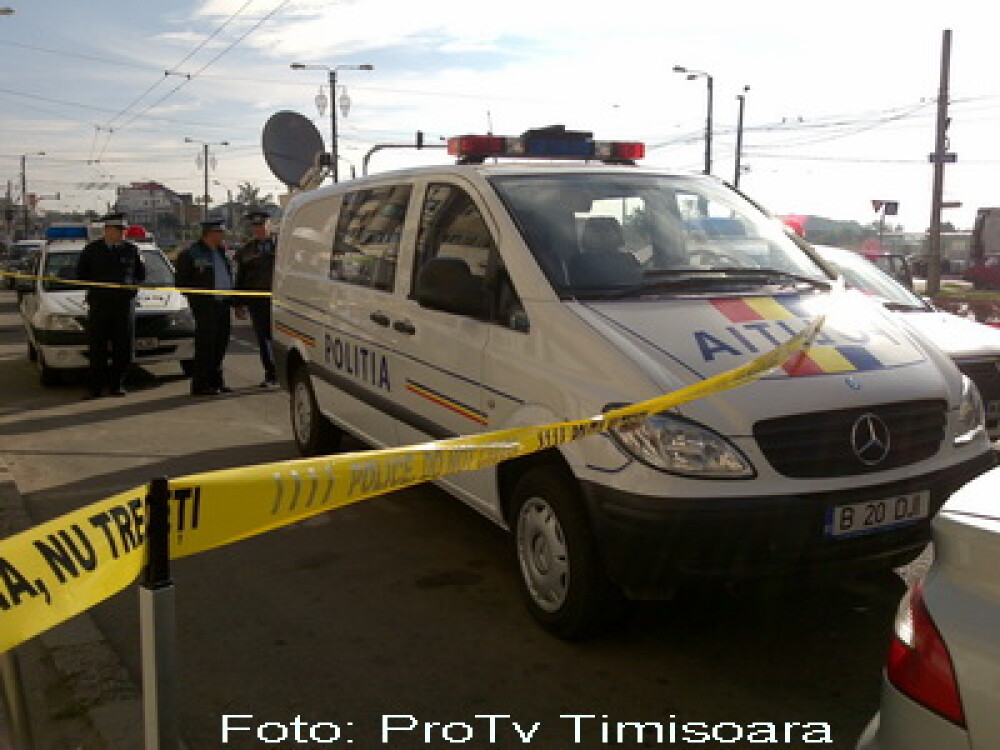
927, 29, 952, 296
184, 138, 228, 222
202, 144, 209, 222
734, 86, 749, 188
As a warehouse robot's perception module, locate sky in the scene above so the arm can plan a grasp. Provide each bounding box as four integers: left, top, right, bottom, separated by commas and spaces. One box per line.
1, 0, 998, 233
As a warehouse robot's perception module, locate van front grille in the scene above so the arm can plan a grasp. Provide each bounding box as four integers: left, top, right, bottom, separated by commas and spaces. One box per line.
753, 400, 947, 478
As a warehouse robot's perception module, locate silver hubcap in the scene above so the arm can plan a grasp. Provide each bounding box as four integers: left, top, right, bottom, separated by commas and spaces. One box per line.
517, 496, 569, 612
293, 380, 313, 446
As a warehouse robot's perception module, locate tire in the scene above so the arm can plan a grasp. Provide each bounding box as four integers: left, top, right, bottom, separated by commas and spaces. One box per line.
180, 359, 195, 377
511, 465, 628, 639
290, 365, 342, 456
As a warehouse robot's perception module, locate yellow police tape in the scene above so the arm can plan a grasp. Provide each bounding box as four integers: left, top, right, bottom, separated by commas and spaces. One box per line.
0, 316, 823, 653
0, 269, 270, 297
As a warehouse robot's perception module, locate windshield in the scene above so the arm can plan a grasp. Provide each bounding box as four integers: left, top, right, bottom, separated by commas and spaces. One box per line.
42, 248, 175, 292
817, 247, 929, 310
490, 173, 830, 298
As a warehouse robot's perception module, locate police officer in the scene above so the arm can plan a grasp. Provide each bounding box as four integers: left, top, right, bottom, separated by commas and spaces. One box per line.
174, 219, 234, 396
75, 212, 146, 398
234, 210, 276, 387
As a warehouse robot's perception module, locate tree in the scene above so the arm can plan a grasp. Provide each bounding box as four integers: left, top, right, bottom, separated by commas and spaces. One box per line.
235, 182, 276, 211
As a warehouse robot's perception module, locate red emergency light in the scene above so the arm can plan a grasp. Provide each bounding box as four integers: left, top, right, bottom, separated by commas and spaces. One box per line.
447, 135, 508, 158
124, 225, 149, 240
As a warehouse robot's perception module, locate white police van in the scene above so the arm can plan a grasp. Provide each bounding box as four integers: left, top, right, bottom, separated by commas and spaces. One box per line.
272, 127, 996, 638
19, 224, 196, 385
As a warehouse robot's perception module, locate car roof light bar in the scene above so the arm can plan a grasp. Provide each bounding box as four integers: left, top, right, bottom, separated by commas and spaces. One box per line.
447, 125, 645, 165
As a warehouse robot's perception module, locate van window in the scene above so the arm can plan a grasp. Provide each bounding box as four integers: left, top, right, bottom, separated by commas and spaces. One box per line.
491, 174, 829, 298
415, 184, 494, 279
414, 183, 524, 329
329, 184, 411, 292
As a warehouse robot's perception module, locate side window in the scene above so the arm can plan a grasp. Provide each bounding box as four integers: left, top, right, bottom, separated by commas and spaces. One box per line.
415, 184, 493, 281
414, 184, 526, 330
329, 184, 411, 292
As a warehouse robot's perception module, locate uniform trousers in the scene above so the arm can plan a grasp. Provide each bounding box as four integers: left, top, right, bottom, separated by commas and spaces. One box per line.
245, 297, 275, 381
188, 296, 231, 392
86, 297, 135, 392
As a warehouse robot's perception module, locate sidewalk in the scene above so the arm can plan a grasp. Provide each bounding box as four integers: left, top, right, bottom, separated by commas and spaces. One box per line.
0, 457, 143, 749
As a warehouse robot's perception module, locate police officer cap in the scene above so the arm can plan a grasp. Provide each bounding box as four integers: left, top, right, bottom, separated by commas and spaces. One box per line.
200, 219, 226, 232
246, 210, 269, 226
100, 212, 127, 227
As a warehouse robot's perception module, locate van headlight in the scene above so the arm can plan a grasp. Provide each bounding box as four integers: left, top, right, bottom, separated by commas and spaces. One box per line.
42, 313, 84, 331
954, 375, 985, 445
610, 412, 755, 478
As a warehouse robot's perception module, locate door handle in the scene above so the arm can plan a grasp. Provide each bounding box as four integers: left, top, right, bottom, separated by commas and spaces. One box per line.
369, 311, 390, 327
393, 319, 416, 335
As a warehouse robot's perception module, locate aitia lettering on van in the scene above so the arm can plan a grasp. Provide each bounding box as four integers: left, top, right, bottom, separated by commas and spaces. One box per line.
690, 296, 916, 376
323, 333, 391, 391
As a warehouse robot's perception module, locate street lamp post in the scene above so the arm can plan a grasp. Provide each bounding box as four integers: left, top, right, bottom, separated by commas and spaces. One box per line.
214, 180, 234, 230
184, 138, 228, 221
734, 85, 750, 188
290, 62, 373, 183
20, 151, 44, 238
673, 65, 714, 175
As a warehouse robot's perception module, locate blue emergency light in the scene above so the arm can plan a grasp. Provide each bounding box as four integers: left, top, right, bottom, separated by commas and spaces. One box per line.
448, 125, 645, 164
44, 225, 89, 241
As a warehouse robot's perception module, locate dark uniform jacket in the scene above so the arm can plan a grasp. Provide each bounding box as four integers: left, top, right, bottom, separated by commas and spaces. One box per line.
174, 240, 233, 294
234, 237, 276, 292
75, 239, 145, 304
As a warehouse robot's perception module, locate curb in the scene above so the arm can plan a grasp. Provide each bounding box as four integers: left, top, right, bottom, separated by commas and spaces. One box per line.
0, 457, 144, 749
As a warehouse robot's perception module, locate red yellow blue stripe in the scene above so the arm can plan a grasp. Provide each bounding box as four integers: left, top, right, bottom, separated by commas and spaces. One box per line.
405, 380, 488, 426
712, 296, 885, 377
275, 321, 316, 348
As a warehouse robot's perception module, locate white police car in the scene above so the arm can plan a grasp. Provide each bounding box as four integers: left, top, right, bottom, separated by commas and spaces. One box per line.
272, 126, 996, 638
19, 224, 196, 386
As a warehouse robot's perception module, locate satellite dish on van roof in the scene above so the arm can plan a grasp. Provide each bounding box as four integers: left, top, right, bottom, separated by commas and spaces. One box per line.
262, 111, 327, 190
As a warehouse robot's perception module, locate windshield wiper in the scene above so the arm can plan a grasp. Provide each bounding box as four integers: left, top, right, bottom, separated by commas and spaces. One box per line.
704, 268, 831, 290
882, 301, 927, 312
606, 268, 830, 299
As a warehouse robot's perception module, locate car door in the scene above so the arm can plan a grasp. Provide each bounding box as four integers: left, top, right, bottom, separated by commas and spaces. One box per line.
388, 180, 518, 517
311, 183, 414, 448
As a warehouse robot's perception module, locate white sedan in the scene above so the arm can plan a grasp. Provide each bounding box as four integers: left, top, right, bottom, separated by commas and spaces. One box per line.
815, 245, 1000, 441
857, 466, 1000, 748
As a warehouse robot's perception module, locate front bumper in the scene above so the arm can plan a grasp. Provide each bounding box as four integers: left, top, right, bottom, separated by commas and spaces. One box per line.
581, 449, 998, 597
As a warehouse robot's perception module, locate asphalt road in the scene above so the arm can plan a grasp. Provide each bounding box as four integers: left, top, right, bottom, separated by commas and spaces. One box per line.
0, 288, 918, 749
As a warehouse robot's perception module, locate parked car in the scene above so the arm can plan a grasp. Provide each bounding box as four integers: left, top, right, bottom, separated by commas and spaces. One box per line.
19, 224, 195, 385
962, 254, 1000, 290
856, 466, 1000, 749
815, 244, 1000, 441
2, 239, 45, 289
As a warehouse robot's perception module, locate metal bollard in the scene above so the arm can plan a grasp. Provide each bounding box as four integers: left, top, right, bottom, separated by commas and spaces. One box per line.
140, 477, 181, 750
0, 650, 35, 750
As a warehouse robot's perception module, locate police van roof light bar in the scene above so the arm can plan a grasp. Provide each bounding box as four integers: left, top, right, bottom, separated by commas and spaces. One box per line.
447, 126, 645, 165
44, 225, 89, 241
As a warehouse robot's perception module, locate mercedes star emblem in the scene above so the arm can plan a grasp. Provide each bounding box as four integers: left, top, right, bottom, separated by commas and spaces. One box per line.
851, 413, 891, 466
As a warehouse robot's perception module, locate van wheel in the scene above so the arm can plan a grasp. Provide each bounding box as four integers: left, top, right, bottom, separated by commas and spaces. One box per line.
180, 359, 195, 377
290, 366, 342, 456
511, 465, 628, 639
